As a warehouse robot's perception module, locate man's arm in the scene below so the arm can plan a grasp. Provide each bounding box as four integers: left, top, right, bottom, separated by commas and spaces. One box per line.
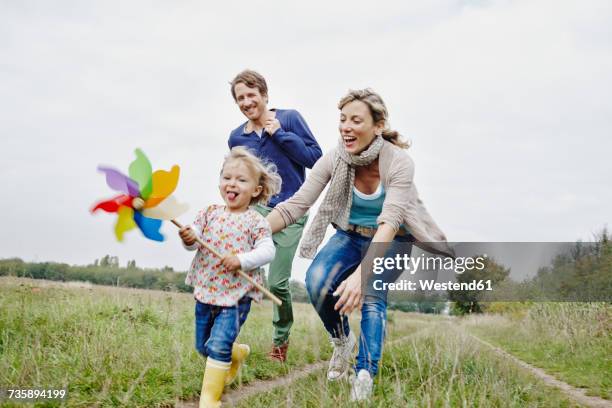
269, 110, 322, 168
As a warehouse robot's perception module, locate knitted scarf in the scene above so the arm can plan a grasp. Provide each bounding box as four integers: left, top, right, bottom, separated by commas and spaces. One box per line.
299, 136, 384, 259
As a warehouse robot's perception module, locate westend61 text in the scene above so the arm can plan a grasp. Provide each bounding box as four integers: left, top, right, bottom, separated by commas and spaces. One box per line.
373, 279, 493, 292
372, 254, 487, 274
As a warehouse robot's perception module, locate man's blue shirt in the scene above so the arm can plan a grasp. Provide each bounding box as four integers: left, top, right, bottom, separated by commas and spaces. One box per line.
228, 109, 322, 207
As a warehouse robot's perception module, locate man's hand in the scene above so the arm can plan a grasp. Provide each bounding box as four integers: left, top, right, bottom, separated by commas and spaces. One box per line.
221, 254, 241, 271
333, 266, 362, 315
264, 117, 281, 135
179, 226, 197, 246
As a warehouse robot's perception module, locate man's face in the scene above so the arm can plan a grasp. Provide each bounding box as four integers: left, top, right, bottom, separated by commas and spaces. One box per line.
234, 82, 267, 121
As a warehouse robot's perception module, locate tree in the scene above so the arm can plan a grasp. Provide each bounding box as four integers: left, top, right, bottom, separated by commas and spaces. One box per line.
449, 257, 510, 315
99, 255, 110, 267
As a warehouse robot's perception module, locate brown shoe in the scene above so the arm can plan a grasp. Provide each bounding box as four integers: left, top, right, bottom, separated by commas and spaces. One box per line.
267, 342, 289, 362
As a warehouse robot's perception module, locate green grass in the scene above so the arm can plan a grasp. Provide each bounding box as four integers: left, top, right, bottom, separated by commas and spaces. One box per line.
0, 277, 428, 407
462, 303, 611, 400
235, 321, 576, 407
0, 277, 331, 407
1, 278, 607, 407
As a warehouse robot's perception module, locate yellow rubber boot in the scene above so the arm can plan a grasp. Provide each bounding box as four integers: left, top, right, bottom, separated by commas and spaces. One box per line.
226, 343, 250, 385
199, 358, 230, 408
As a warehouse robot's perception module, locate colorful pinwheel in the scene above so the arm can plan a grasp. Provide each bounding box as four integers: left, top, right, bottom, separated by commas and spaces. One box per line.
91, 149, 188, 242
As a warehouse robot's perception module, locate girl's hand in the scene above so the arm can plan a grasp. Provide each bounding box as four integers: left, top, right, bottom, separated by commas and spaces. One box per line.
333, 266, 362, 315
221, 254, 241, 271
179, 226, 197, 246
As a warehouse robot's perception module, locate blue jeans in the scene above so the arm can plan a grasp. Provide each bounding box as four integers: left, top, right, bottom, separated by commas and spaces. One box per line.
194, 297, 252, 363
305, 229, 413, 376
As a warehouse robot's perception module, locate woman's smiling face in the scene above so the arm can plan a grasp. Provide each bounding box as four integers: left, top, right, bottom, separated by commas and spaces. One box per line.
339, 100, 383, 154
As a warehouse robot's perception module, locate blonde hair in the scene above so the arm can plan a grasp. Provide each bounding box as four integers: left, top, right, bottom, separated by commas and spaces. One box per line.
221, 146, 282, 205
338, 88, 410, 149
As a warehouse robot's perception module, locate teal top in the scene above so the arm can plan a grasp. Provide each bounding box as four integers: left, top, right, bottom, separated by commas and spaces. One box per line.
348, 184, 385, 228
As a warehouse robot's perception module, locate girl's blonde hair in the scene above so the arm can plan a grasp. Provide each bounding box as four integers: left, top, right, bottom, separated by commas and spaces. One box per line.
222, 146, 282, 205
338, 88, 411, 149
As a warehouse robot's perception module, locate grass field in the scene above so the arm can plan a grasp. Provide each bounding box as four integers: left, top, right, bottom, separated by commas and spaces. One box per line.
234, 321, 578, 407
462, 303, 611, 400
1, 277, 609, 407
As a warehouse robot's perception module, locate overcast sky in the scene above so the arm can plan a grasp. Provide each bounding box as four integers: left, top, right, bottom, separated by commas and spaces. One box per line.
1, 0, 610, 282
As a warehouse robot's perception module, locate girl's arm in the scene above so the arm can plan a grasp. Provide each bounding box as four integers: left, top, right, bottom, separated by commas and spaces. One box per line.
179, 224, 200, 250
179, 206, 212, 250
226, 215, 276, 272
236, 236, 275, 271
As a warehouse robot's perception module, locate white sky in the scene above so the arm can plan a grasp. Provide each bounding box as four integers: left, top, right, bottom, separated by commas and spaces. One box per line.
1, 0, 611, 283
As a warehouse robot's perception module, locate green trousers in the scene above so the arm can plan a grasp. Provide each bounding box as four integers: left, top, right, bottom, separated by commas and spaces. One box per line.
255, 204, 307, 346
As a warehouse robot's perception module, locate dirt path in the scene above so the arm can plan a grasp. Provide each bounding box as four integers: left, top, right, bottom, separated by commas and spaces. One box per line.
465, 332, 611, 408
176, 326, 432, 408
205, 324, 612, 408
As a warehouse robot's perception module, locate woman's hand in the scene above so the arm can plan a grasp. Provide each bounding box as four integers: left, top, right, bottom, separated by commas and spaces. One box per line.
221, 254, 241, 272
179, 226, 197, 246
333, 266, 362, 315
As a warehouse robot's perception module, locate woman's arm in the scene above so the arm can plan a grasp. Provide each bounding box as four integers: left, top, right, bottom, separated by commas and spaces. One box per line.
267, 209, 287, 234
267, 150, 334, 232
377, 155, 414, 231
333, 223, 396, 315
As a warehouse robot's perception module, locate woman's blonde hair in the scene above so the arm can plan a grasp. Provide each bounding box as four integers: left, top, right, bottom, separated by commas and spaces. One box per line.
338, 88, 410, 149
221, 146, 282, 205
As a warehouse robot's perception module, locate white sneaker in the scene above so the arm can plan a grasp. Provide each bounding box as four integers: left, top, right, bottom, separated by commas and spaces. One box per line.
350, 369, 373, 402
327, 331, 356, 381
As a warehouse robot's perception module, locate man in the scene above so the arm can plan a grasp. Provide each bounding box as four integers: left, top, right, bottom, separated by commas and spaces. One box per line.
228, 70, 322, 362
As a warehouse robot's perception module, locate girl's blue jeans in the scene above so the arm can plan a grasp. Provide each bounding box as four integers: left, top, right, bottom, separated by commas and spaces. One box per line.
194, 296, 252, 363
305, 228, 413, 377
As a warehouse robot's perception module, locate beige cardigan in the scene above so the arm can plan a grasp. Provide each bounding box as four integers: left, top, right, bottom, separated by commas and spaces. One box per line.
275, 140, 454, 257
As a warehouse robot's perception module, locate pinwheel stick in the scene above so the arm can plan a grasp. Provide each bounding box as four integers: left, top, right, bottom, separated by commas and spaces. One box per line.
170, 219, 282, 306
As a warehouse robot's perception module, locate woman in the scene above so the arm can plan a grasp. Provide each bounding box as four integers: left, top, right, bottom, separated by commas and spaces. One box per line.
266, 89, 452, 401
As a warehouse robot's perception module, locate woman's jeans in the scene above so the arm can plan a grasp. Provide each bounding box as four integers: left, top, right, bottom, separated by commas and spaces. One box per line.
194, 296, 252, 363
305, 229, 413, 377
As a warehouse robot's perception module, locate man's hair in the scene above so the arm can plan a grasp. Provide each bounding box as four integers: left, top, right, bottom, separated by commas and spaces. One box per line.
230, 70, 268, 101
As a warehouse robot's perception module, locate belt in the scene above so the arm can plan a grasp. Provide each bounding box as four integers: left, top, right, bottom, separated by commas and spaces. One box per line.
345, 224, 409, 238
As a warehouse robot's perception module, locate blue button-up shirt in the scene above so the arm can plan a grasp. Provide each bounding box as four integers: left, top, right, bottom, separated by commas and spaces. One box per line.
228, 109, 322, 207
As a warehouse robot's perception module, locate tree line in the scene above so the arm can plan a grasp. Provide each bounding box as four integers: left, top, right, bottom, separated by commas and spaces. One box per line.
0, 256, 311, 303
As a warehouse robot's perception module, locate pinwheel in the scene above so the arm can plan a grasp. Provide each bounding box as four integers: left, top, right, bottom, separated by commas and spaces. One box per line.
91, 149, 281, 305
91, 148, 189, 242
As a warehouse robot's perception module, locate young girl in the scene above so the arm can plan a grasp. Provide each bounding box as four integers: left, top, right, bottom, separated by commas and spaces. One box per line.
179, 146, 281, 407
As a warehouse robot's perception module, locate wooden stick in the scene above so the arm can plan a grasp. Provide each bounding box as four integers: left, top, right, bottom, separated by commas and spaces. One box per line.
171, 219, 282, 306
